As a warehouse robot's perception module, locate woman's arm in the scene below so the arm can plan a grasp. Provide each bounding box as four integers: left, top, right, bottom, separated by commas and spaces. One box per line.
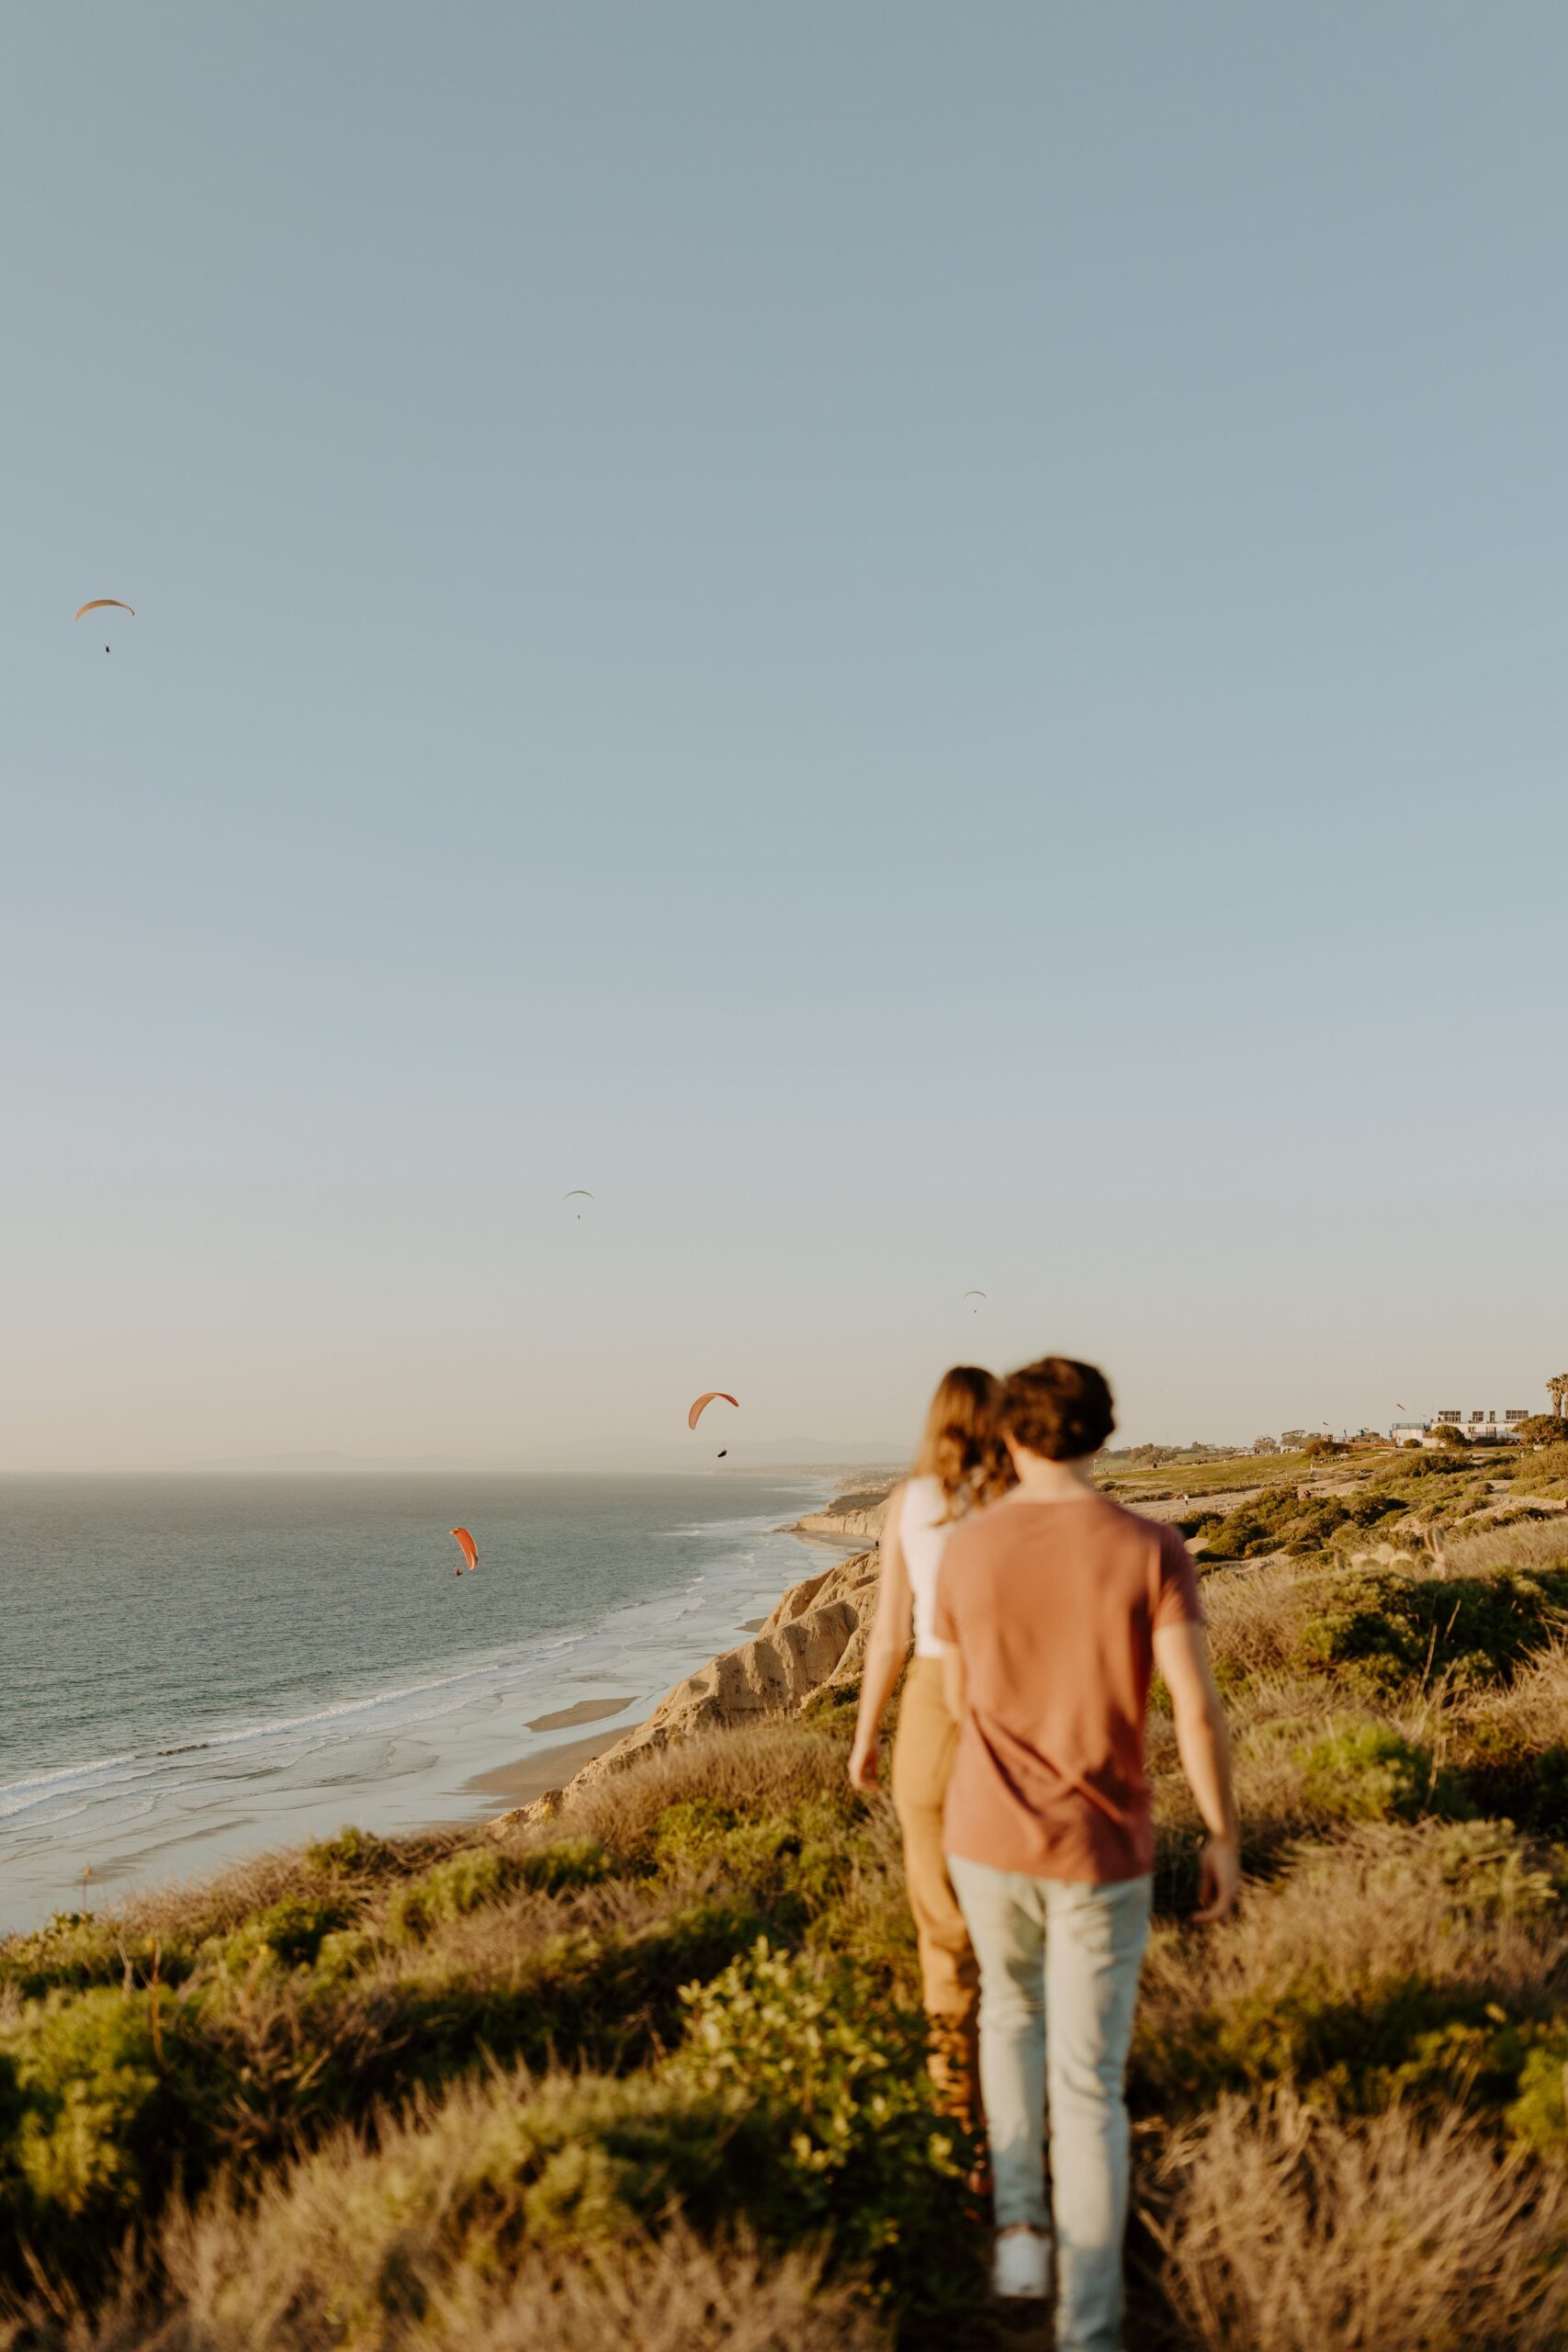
847, 1484, 913, 1791
941, 1639, 966, 1727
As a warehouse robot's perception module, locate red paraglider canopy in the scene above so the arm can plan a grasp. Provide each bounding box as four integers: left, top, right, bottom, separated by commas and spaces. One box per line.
687, 1392, 739, 1431
449, 1526, 479, 1574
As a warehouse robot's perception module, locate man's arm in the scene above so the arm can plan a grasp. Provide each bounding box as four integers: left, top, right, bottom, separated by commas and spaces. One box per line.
1153, 1620, 1239, 1921
847, 1487, 914, 1791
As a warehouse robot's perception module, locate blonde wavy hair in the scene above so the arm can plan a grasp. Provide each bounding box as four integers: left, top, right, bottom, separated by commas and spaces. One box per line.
911, 1364, 1013, 1521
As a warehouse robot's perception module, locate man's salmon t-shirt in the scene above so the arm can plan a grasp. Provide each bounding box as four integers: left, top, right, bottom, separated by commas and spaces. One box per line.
931, 1497, 1203, 1884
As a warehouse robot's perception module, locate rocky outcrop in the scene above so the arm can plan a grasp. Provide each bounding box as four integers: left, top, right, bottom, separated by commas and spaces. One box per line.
790, 1504, 889, 1544
492, 1546, 880, 1830
785, 1482, 895, 1546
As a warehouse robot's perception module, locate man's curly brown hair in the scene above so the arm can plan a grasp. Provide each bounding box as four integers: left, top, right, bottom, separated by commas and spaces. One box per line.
998, 1356, 1115, 1462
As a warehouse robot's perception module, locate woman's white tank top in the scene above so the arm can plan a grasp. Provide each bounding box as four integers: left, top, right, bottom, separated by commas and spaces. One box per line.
900, 1474, 954, 1658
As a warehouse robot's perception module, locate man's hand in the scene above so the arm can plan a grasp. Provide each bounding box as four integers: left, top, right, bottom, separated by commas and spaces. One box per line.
847, 1734, 880, 1792
1194, 1833, 1240, 1923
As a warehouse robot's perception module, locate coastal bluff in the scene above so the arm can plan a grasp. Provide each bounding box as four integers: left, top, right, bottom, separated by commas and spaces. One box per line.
783, 1479, 897, 1547
493, 1542, 880, 1827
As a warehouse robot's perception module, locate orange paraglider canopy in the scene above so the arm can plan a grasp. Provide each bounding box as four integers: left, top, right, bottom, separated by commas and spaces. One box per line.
74, 600, 136, 620
449, 1526, 479, 1574
688, 1391, 739, 1431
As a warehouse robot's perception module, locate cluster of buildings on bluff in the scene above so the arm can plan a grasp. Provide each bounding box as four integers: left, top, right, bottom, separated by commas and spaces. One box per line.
1259, 1407, 1538, 1453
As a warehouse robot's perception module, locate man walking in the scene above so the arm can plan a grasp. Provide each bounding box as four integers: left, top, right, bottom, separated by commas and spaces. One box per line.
934, 1356, 1237, 2348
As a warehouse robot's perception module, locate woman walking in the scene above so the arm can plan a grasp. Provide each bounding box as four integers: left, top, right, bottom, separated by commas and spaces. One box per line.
847, 1365, 1011, 2126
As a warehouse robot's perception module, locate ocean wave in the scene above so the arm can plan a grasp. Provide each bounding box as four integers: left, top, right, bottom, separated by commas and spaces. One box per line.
0, 1753, 138, 1810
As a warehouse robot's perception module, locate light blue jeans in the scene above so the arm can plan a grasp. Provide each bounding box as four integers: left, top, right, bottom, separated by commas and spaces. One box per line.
947, 1856, 1152, 2352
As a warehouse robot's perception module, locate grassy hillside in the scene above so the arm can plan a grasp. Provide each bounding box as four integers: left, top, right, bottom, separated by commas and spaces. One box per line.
6, 1442, 1568, 2349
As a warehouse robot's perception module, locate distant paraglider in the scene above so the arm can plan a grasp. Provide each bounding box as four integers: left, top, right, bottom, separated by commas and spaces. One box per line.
449, 1526, 479, 1577
964, 1289, 987, 1316
563, 1190, 595, 1220
75, 599, 134, 652
688, 1391, 739, 1432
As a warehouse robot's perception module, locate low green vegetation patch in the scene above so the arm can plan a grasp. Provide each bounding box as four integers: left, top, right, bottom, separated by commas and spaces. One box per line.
0, 1766, 902, 2307
1206, 1561, 1568, 1703
1188, 1485, 1405, 1559
1293, 1723, 1465, 1824
1296, 1567, 1568, 1696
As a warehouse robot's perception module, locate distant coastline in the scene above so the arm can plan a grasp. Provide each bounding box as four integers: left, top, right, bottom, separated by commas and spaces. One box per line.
0, 1472, 832, 1937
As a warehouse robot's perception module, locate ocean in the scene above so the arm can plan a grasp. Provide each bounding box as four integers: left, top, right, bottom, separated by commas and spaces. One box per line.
0, 1471, 832, 1937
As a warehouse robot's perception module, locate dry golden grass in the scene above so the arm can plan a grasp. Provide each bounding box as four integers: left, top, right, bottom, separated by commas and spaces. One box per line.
1141, 1817, 1568, 2046
500, 1721, 849, 1866
1151, 2094, 1568, 2351
1440, 1516, 1568, 1577
15, 2221, 879, 2352
1459, 1638, 1568, 1753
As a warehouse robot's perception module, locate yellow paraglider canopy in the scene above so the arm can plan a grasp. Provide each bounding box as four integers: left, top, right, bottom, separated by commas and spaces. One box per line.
74, 600, 136, 621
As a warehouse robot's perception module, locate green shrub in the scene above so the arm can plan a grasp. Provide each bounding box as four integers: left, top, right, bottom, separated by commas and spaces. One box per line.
311, 1925, 382, 1983
1453, 1726, 1568, 1839
1408, 1818, 1562, 1920
386, 1849, 511, 1942
651, 1797, 854, 1919
209, 1892, 355, 1973
306, 1826, 397, 1879
379, 1894, 773, 2086
672, 1939, 977, 2310
1511, 1419, 1568, 1451
516, 1836, 617, 1895
1294, 1568, 1568, 1697
505, 2074, 761, 2245
1376, 1452, 1478, 1482
1135, 1972, 1518, 2119
1295, 1724, 1464, 1824
797, 1682, 862, 1725
0, 1913, 197, 2001
1507, 2036, 1568, 2158
1201, 1491, 1348, 1561
1514, 1443, 1568, 1491
0, 1986, 190, 2234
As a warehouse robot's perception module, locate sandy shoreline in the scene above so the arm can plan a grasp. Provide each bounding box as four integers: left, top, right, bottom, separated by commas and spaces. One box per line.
460, 1695, 644, 1809
463, 1726, 635, 1806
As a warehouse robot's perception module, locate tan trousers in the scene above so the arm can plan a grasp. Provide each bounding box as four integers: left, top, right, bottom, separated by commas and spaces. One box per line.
891, 1655, 981, 2124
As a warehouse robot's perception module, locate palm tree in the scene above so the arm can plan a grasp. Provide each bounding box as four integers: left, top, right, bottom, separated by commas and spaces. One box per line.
1550, 1374, 1568, 1422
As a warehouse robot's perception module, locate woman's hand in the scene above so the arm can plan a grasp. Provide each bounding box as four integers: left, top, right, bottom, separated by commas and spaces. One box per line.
847, 1733, 881, 1792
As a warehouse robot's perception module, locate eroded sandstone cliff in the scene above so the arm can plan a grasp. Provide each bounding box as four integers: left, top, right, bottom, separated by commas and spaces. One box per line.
493, 1544, 880, 1827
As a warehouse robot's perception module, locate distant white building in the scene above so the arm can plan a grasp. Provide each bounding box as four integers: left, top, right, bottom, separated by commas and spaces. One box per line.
1397, 1408, 1533, 1446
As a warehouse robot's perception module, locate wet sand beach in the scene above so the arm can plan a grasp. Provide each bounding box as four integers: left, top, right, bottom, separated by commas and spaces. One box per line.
464, 1726, 637, 1807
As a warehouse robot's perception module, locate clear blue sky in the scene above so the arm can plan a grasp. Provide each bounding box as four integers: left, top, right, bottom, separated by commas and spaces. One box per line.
3, 4, 1564, 1468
